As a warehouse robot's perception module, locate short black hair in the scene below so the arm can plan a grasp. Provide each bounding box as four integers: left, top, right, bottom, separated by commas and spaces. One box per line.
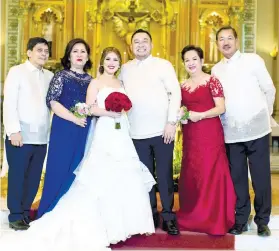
61, 38, 92, 72
181, 45, 204, 61
27, 37, 48, 51
131, 29, 152, 42
216, 26, 238, 41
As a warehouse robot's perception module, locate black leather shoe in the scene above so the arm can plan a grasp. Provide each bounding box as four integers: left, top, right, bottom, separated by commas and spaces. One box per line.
23, 216, 31, 225
9, 220, 30, 230
153, 214, 159, 228
162, 220, 180, 235
228, 223, 248, 235
257, 225, 271, 237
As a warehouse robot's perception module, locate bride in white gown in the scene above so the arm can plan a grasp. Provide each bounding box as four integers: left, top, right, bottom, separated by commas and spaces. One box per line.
0, 47, 156, 251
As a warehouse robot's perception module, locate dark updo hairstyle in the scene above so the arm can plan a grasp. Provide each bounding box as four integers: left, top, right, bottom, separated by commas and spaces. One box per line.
61, 38, 92, 71
99, 47, 122, 74
181, 45, 204, 62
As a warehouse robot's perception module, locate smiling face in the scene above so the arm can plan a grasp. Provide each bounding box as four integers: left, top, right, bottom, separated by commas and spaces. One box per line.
102, 51, 120, 75
131, 32, 152, 60
183, 50, 203, 75
69, 43, 89, 69
27, 43, 49, 68
216, 28, 238, 59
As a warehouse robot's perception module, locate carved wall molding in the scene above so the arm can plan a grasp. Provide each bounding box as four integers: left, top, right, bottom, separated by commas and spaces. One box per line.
242, 0, 257, 53
199, 9, 230, 26
5, 0, 20, 74
33, 5, 64, 25
86, 0, 176, 29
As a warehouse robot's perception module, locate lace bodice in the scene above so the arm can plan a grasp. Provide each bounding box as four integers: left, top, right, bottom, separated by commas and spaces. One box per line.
46, 69, 92, 110
181, 76, 224, 113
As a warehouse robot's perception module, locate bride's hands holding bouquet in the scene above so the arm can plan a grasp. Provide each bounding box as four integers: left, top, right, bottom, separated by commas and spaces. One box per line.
109, 112, 122, 118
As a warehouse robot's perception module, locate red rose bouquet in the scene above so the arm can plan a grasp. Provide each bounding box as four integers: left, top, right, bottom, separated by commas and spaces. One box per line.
105, 92, 132, 129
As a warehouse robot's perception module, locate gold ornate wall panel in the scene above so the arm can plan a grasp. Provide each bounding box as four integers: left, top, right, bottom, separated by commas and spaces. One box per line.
196, 0, 244, 73
18, 0, 65, 71
3, 0, 254, 80
242, 0, 257, 53
85, 0, 180, 76
6, 0, 20, 74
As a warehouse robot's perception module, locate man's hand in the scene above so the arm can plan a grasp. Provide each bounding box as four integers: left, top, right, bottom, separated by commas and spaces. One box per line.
10, 132, 23, 147
163, 123, 176, 144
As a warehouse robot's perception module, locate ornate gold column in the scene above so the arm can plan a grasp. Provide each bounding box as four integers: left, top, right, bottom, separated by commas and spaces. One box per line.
18, 1, 30, 61
199, 21, 206, 58
228, 6, 244, 44
92, 11, 103, 76
178, 0, 190, 48
190, 0, 199, 45
5, 0, 20, 72
74, 0, 86, 38
1, 0, 6, 86
176, 0, 190, 82
64, 0, 74, 50
160, 15, 167, 60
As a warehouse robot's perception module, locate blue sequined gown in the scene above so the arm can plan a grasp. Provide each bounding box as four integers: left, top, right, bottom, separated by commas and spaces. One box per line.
37, 69, 92, 218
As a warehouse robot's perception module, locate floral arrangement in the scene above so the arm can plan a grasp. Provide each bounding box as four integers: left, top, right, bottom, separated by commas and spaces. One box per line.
105, 92, 132, 129
177, 106, 190, 122
70, 102, 91, 118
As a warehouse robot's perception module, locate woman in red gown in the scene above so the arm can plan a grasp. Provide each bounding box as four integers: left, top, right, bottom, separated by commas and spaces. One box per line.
177, 45, 236, 235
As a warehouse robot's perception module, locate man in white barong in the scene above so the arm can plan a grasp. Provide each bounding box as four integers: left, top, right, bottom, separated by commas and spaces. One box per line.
119, 29, 181, 235
212, 26, 275, 237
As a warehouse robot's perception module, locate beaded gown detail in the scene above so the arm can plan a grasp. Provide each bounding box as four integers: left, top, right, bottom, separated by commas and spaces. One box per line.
37, 69, 92, 218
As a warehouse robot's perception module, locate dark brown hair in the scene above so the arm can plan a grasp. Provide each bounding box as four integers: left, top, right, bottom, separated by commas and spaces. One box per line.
99, 47, 122, 74
131, 29, 152, 42
61, 38, 92, 71
27, 37, 48, 51
216, 26, 238, 41
181, 45, 204, 61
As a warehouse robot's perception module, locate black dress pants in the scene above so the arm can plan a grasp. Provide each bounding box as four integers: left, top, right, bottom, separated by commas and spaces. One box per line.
225, 134, 271, 225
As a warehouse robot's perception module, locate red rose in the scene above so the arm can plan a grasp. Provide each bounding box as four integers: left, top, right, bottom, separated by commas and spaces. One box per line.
105, 92, 132, 129
105, 92, 132, 112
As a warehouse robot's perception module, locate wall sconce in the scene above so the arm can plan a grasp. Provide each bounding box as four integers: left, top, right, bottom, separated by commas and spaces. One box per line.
270, 46, 278, 59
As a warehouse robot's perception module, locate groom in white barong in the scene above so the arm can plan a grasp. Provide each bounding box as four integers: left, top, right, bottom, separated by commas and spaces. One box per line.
119, 29, 182, 235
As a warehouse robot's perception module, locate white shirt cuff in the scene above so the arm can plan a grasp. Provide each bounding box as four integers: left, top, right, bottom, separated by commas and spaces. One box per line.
5, 124, 21, 137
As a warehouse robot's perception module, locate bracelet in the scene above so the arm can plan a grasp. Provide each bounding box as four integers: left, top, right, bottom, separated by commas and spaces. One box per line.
168, 121, 177, 126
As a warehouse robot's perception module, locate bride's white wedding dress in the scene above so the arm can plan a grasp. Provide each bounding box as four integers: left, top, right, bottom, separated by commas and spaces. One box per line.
0, 87, 156, 251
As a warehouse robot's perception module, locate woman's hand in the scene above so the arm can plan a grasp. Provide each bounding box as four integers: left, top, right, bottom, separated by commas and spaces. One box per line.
109, 112, 122, 118
73, 117, 87, 127
188, 111, 205, 123
180, 119, 188, 125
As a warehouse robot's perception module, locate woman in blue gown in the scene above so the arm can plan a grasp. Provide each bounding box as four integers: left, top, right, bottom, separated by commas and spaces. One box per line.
37, 38, 93, 218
